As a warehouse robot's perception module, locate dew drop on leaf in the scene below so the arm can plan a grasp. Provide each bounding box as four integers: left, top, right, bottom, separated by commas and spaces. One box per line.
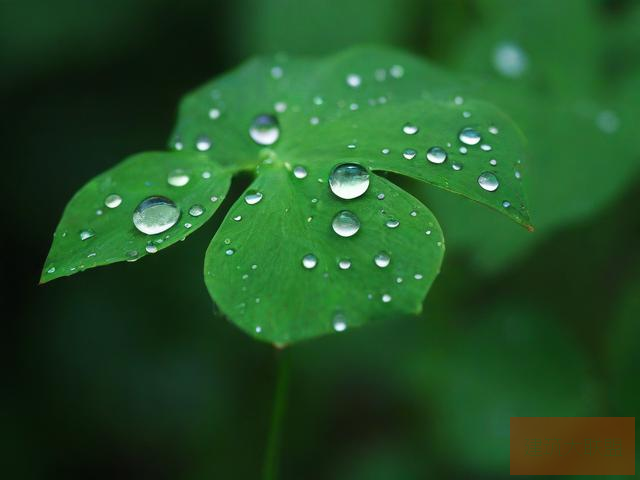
338, 259, 352, 270
145, 243, 158, 254
346, 73, 361, 88
244, 190, 263, 205
104, 194, 122, 209
249, 114, 280, 146
167, 169, 190, 187
426, 147, 447, 164
195, 135, 212, 151
374, 251, 391, 268
302, 254, 318, 269
132, 196, 181, 235
385, 218, 399, 229
333, 312, 347, 332
79, 229, 95, 241
382, 293, 392, 303
493, 42, 528, 78
208, 108, 221, 120
293, 166, 308, 179
188, 204, 204, 217
332, 210, 361, 237
328, 163, 370, 199
402, 148, 417, 160
402, 123, 419, 135
478, 172, 500, 192
459, 127, 482, 145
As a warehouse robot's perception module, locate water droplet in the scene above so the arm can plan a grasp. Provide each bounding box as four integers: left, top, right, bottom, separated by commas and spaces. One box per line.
105, 194, 122, 208
454, 96, 464, 105
249, 114, 280, 146
79, 229, 95, 241
402, 123, 419, 135
346, 73, 361, 88
596, 110, 620, 134
459, 146, 468, 154
126, 250, 139, 262
168, 169, 190, 187
145, 243, 158, 254
208, 108, 221, 120
244, 190, 263, 205
459, 127, 482, 145
233, 215, 242, 222
347, 143, 357, 149
338, 259, 352, 270
374, 252, 390, 268
270, 66, 283, 79
478, 172, 500, 192
96, 209, 103, 216
425, 230, 432, 235
382, 294, 392, 303
502, 200, 511, 208
414, 273, 423, 280
274, 101, 287, 113
189, 204, 204, 217
426, 147, 447, 164
329, 163, 369, 199
293, 166, 308, 179
410, 211, 417, 217
489, 159, 498, 166
310, 116, 320, 125
515, 170, 522, 180
402, 148, 417, 160
210, 195, 219, 203
225, 248, 235, 256
385, 218, 399, 229
196, 135, 212, 151
333, 312, 347, 332
133, 196, 181, 235
202, 171, 211, 179
489, 126, 499, 135
493, 42, 528, 78
481, 144, 492, 152
381, 148, 390, 155
463, 111, 471, 118
349, 103, 359, 111
390, 64, 405, 78
452, 162, 463, 171
47, 266, 56, 274
377, 193, 385, 200
396, 277, 403, 283
173, 138, 184, 150
302, 254, 317, 269
313, 96, 323, 105
332, 210, 360, 237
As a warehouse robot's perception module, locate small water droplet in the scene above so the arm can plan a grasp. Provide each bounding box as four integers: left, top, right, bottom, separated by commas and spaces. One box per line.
202, 171, 211, 179
189, 204, 204, 217
346, 73, 362, 88
459, 127, 482, 145
338, 259, 351, 270
402, 123, 419, 135
426, 146, 447, 164
489, 159, 498, 166
332, 210, 360, 237
310, 116, 320, 125
596, 110, 620, 134
410, 211, 417, 217
293, 166, 308, 179
480, 144, 492, 152
347, 143, 357, 149
478, 172, 500, 192
329, 163, 369, 199
452, 162, 463, 171
382, 294, 392, 303
333, 312, 347, 332
104, 194, 122, 209
233, 215, 242, 222
210, 195, 219, 203
374, 252, 390, 268
225, 248, 235, 256
459, 146, 468, 154
385, 218, 399, 229
47, 266, 56, 274
96, 209, 103, 216
390, 64, 405, 78
454, 96, 464, 105
489, 126, 499, 135
502, 200, 511, 208
414, 273, 423, 280
244, 190, 263, 205
377, 193, 385, 200
79, 229, 95, 241
133, 196, 181, 235
249, 114, 280, 146
270, 66, 283, 79
493, 42, 528, 78
208, 108, 221, 120
302, 254, 318, 269
168, 169, 190, 187
145, 243, 158, 254
274, 101, 287, 113
402, 148, 417, 160
196, 135, 212, 151
255, 326, 262, 333
313, 96, 324, 105
381, 148, 390, 155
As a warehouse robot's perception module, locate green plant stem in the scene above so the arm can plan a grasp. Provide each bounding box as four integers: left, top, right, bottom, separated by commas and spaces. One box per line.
262, 348, 290, 480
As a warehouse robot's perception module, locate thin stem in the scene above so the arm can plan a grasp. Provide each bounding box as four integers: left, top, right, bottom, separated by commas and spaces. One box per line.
262, 348, 290, 480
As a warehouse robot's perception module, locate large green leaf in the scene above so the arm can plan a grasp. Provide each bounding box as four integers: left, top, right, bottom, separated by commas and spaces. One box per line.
41, 151, 231, 283
43, 46, 531, 343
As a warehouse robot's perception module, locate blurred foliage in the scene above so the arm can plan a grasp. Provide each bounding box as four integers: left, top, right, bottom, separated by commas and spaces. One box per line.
3, 0, 639, 479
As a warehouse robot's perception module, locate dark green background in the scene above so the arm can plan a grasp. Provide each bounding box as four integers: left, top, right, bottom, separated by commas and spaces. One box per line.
3, 0, 639, 478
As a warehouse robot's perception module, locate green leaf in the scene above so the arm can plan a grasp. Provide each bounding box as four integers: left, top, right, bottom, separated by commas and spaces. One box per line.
204, 165, 444, 344
41, 151, 231, 283
44, 46, 531, 343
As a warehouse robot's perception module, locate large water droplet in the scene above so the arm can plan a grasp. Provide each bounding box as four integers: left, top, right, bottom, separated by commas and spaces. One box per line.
332, 210, 360, 237
79, 229, 95, 241
105, 194, 122, 209
459, 127, 482, 145
249, 114, 280, 146
133, 196, 181, 235
478, 172, 500, 192
374, 252, 390, 268
244, 190, 263, 205
302, 254, 318, 269
168, 169, 190, 187
329, 163, 369, 199
426, 146, 447, 164
493, 42, 528, 78
402, 123, 419, 135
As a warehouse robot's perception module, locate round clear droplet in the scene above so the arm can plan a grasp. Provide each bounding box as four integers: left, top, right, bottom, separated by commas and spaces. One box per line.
249, 114, 280, 146
79, 229, 95, 241
244, 190, 263, 205
346, 74, 361, 88
332, 210, 360, 237
402, 123, 419, 135
385, 218, 399, 229
189, 204, 204, 217
333, 312, 347, 332
478, 172, 500, 192
293, 166, 307, 179
403, 148, 417, 160
329, 163, 369, 199
104, 194, 122, 209
195, 135, 212, 151
426, 147, 447, 164
167, 169, 190, 187
302, 254, 318, 269
338, 259, 351, 270
133, 196, 181, 235
459, 127, 482, 146
374, 252, 391, 268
